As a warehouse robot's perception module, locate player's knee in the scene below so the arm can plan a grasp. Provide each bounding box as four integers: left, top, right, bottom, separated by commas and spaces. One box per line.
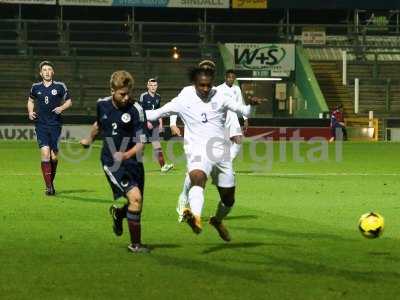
189, 170, 207, 187
51, 152, 58, 161
41, 147, 50, 160
127, 187, 143, 211
128, 197, 142, 211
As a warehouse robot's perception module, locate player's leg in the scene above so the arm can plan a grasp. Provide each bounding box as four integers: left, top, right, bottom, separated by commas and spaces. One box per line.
230, 135, 242, 161
103, 166, 128, 237
209, 186, 234, 242
176, 172, 191, 222
152, 140, 174, 172
50, 150, 58, 185
109, 203, 128, 236
329, 126, 335, 142
342, 126, 348, 141
209, 161, 235, 241
49, 125, 61, 184
36, 126, 54, 195
182, 169, 207, 234
126, 186, 150, 253
48, 125, 61, 191
40, 146, 54, 195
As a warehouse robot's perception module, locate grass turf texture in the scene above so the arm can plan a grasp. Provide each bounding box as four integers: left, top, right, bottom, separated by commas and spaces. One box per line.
1, 140, 400, 299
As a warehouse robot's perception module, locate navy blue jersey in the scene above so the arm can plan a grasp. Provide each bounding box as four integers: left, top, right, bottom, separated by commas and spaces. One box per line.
96, 96, 146, 166
139, 92, 161, 126
29, 81, 71, 126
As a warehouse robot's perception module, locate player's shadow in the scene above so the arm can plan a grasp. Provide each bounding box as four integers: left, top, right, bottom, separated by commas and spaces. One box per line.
56, 194, 110, 204
149, 243, 182, 250
232, 226, 356, 242
263, 254, 400, 283
225, 215, 258, 221
202, 242, 267, 254
56, 189, 94, 195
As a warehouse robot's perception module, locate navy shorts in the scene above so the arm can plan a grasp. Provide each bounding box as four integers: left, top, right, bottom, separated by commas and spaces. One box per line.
35, 124, 62, 152
102, 160, 144, 200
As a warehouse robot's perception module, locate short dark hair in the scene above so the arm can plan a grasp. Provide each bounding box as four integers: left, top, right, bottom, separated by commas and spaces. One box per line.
225, 69, 236, 76
39, 60, 54, 71
147, 78, 158, 83
189, 67, 215, 83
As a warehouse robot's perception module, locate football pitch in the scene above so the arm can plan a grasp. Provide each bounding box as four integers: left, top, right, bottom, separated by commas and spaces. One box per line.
1, 140, 400, 299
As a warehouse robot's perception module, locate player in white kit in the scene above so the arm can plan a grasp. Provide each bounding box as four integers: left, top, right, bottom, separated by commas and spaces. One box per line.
173, 68, 248, 223
146, 67, 261, 241
217, 69, 248, 160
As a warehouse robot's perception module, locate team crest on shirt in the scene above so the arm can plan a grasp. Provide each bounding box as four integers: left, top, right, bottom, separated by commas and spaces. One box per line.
121, 113, 131, 123
211, 102, 217, 110
51, 89, 57, 96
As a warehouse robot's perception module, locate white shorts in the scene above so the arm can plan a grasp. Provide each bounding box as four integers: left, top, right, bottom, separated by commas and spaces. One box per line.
226, 111, 242, 138
185, 146, 235, 188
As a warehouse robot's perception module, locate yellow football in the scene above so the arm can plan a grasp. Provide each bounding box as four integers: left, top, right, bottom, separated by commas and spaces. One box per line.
358, 212, 384, 239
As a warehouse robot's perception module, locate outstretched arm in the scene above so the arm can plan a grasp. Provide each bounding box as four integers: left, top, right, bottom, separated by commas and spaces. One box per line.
145, 98, 180, 121
224, 96, 263, 118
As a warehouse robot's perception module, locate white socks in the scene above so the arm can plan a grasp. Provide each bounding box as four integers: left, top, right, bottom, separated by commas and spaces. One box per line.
181, 173, 191, 200
188, 186, 204, 217
230, 142, 242, 161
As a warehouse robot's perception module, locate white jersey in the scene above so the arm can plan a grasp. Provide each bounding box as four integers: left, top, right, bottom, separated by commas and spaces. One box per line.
146, 86, 252, 152
216, 83, 247, 120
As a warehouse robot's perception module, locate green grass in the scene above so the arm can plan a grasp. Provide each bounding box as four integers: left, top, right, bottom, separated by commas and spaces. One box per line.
1, 140, 400, 299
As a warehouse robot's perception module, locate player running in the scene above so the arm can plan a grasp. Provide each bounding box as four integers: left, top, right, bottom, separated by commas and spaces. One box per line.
139, 78, 174, 172
146, 67, 261, 242
27, 60, 72, 196
173, 64, 248, 222
217, 69, 248, 160
97, 70, 149, 253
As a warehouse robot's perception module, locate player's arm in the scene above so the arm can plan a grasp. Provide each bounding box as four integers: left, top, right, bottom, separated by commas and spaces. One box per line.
115, 142, 145, 161
236, 86, 249, 132
27, 85, 37, 120
53, 84, 72, 114
27, 97, 37, 120
169, 115, 181, 136
145, 97, 180, 122
80, 121, 99, 148
224, 96, 262, 118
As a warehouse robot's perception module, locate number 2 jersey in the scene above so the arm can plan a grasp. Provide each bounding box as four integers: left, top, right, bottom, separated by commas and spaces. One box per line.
29, 81, 71, 126
96, 97, 146, 166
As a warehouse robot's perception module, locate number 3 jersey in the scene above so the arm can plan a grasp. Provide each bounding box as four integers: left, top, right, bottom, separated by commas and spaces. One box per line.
29, 81, 71, 126
96, 97, 147, 165
146, 86, 253, 153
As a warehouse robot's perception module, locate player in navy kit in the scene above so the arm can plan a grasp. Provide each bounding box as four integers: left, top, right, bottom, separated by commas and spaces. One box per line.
27, 61, 72, 196
97, 70, 150, 253
139, 78, 173, 172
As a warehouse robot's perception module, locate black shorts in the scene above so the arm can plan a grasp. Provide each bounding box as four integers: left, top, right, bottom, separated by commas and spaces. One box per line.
102, 160, 144, 200
35, 124, 62, 152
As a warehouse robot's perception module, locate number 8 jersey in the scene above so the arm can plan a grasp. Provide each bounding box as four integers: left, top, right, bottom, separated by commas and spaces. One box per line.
29, 81, 70, 125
